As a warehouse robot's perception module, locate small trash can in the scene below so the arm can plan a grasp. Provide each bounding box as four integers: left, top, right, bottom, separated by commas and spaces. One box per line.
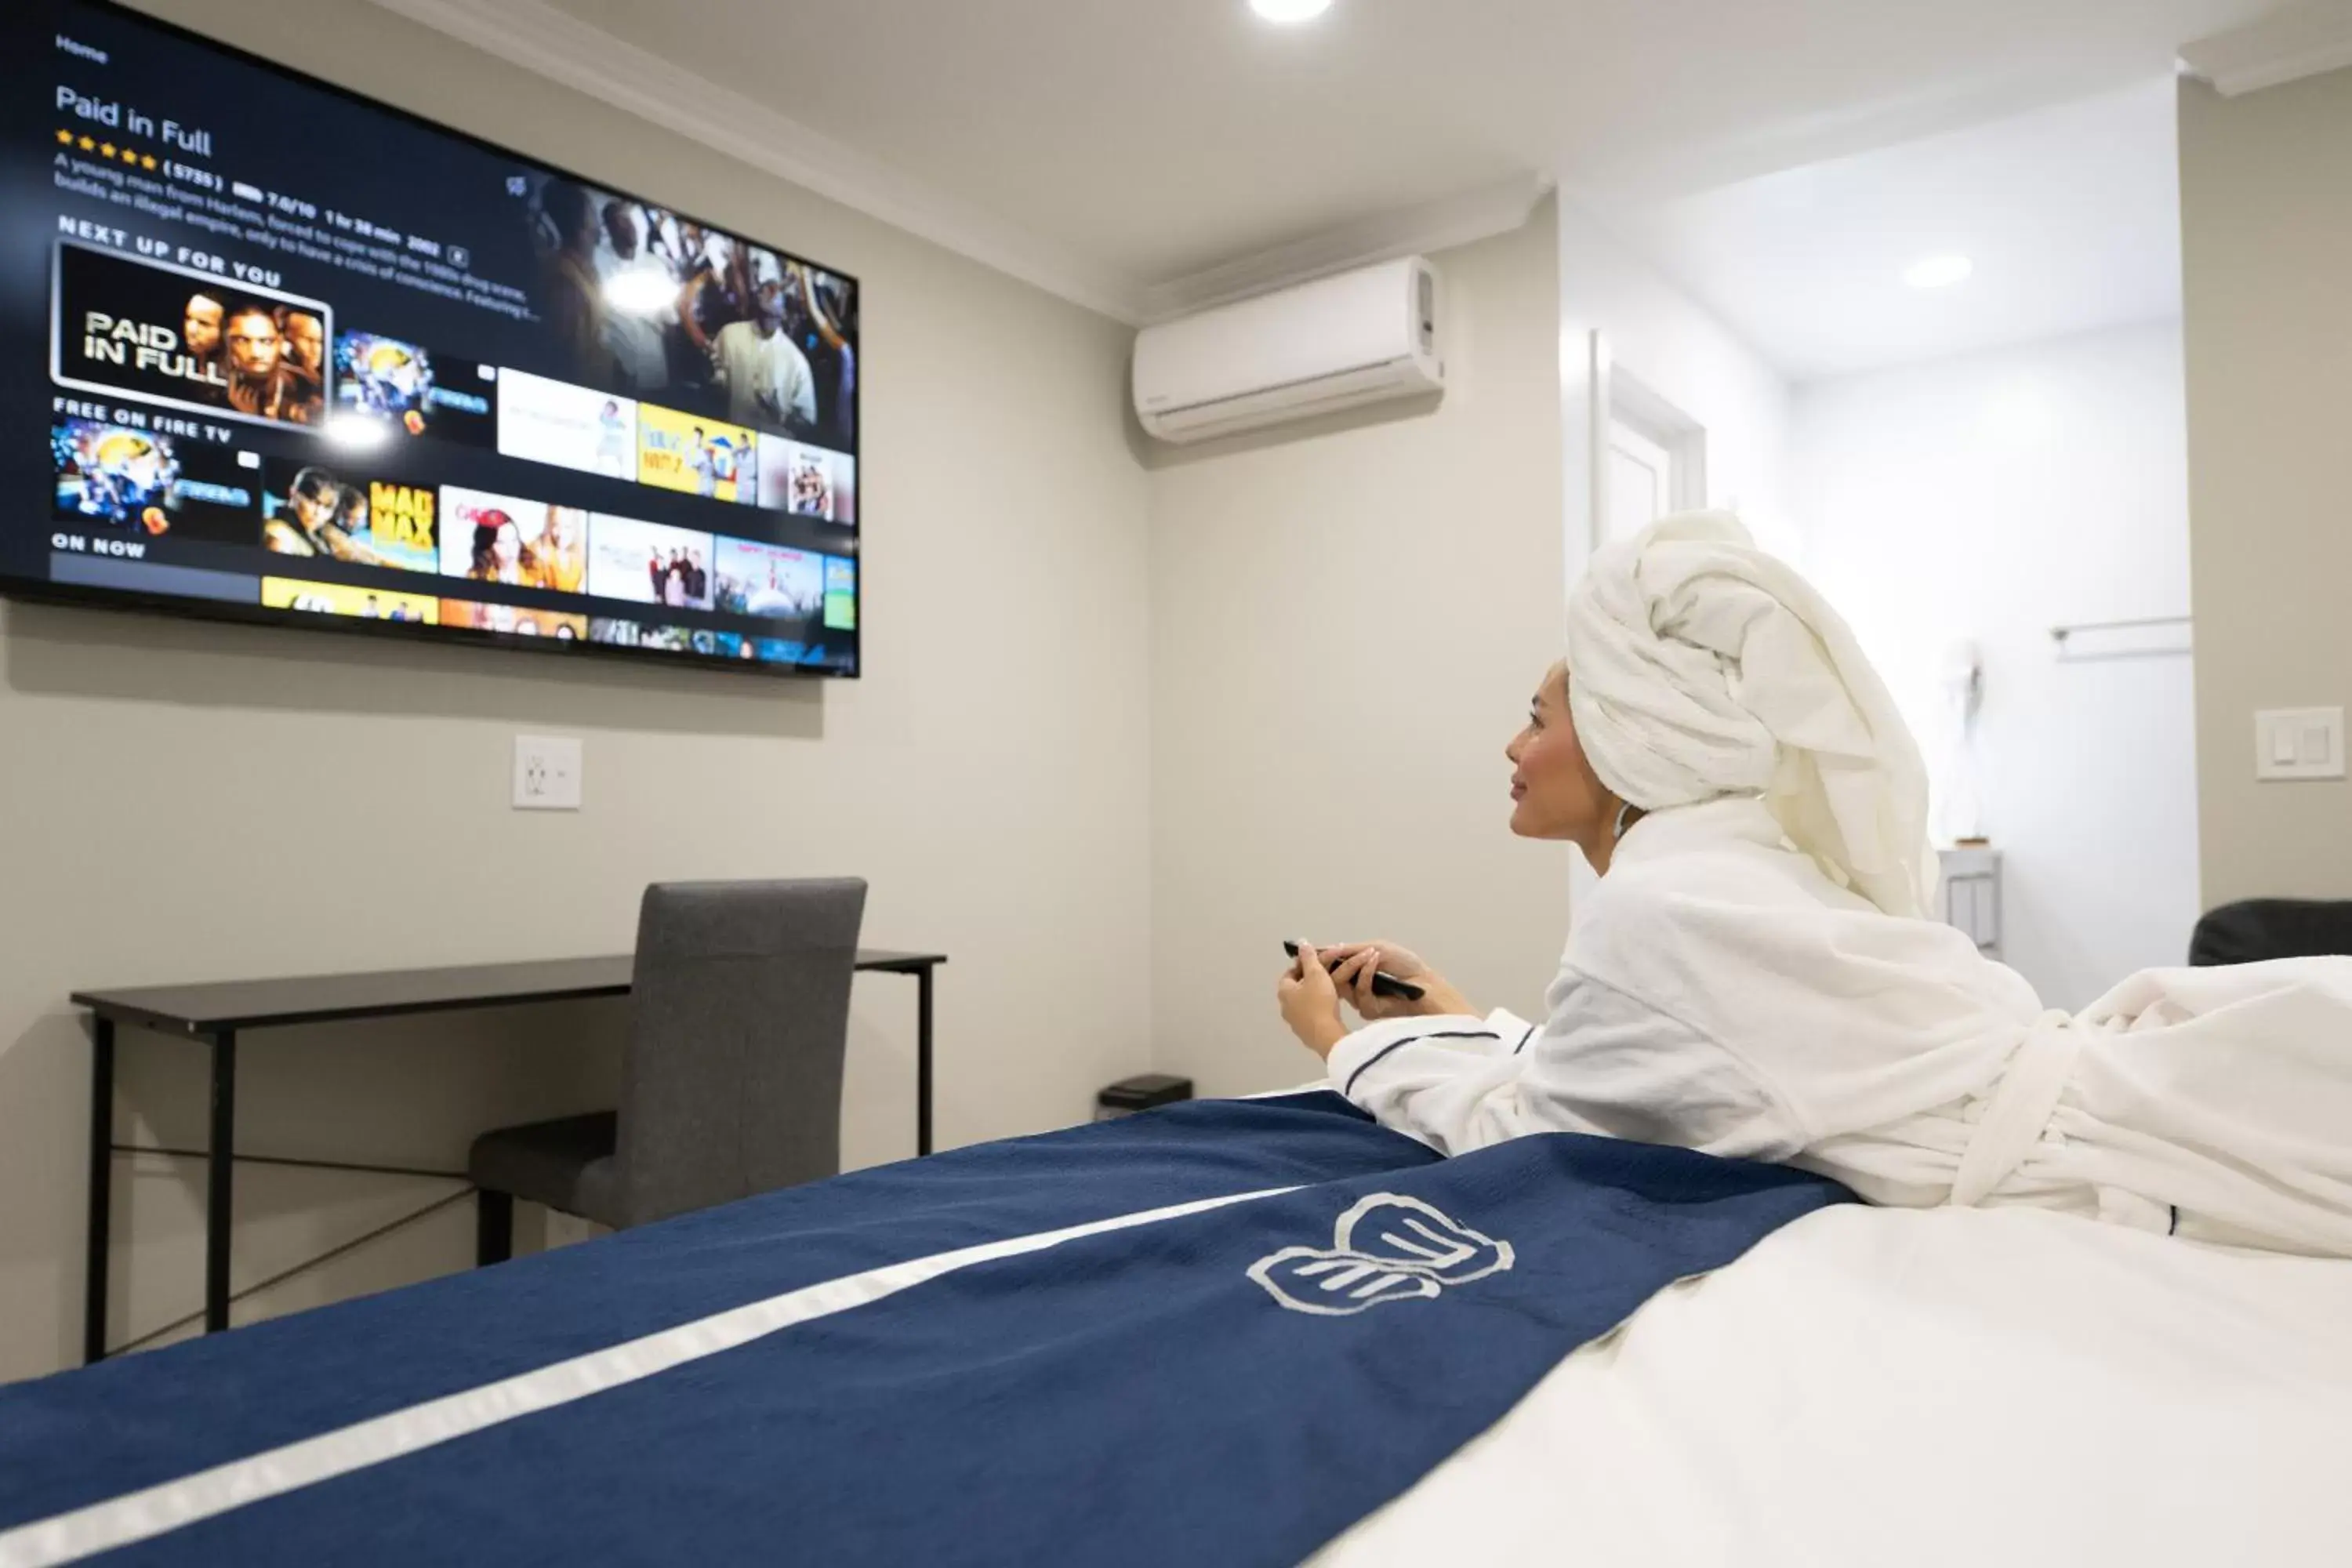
1094, 1073, 1194, 1120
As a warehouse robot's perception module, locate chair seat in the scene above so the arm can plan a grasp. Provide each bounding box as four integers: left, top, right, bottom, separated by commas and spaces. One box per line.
467, 1112, 622, 1228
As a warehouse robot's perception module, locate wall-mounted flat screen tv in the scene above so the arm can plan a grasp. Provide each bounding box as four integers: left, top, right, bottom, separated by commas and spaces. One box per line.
3, 0, 861, 676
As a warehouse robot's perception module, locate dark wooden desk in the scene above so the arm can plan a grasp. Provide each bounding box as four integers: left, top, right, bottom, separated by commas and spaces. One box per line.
73, 949, 946, 1364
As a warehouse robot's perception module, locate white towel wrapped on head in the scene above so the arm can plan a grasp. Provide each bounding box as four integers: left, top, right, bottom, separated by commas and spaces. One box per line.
1564, 510, 1936, 920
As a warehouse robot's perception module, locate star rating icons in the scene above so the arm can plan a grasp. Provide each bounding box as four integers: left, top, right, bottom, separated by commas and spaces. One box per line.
58, 130, 158, 169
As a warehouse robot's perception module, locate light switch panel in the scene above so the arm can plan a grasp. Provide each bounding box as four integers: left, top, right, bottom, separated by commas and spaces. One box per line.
2255, 708, 2344, 782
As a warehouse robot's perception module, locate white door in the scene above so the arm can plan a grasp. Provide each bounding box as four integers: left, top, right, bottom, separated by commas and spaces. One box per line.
1606, 419, 1675, 543
1589, 339, 1708, 550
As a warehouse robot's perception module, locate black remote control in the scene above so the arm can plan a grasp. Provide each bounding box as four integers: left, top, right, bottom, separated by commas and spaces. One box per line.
1283, 941, 1427, 1003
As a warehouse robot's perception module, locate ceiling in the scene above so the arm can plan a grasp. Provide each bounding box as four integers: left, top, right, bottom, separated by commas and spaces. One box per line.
377, 0, 2302, 322
1607, 78, 2187, 383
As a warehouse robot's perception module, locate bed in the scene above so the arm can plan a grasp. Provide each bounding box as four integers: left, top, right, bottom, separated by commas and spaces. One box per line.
1321, 1200, 2352, 1565
2, 1090, 2347, 1566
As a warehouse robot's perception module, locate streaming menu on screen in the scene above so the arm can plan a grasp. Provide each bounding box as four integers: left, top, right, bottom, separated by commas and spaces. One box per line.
3, 0, 862, 675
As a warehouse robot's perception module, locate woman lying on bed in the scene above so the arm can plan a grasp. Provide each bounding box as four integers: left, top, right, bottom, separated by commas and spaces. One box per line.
1277, 510, 2352, 1258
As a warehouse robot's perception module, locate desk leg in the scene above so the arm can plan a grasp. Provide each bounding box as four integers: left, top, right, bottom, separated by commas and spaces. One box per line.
916, 967, 935, 1158
83, 1016, 114, 1366
205, 1030, 238, 1335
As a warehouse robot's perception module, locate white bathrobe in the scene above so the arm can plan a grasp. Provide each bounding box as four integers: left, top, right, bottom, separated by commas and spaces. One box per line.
1327, 795, 2352, 1257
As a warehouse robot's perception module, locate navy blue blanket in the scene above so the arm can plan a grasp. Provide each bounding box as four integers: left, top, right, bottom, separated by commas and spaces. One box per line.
0, 1093, 1848, 1566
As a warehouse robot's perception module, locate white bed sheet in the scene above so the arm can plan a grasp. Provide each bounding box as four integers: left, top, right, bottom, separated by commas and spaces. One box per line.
1316, 1204, 2352, 1566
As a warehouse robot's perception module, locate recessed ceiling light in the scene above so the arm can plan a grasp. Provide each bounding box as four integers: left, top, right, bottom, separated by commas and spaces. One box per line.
1904, 255, 1974, 290
1251, 0, 1334, 22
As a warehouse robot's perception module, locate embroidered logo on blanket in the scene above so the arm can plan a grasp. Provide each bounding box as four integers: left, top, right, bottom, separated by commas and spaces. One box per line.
1248, 1193, 1514, 1316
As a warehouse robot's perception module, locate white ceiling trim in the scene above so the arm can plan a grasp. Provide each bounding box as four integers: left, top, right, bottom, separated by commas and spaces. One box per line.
2180, 2, 2352, 97
365, 0, 1153, 321
1135, 175, 1553, 324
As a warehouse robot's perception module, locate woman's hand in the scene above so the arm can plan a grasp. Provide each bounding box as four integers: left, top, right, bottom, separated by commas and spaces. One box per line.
1320, 941, 1476, 1022
1277, 941, 1348, 1060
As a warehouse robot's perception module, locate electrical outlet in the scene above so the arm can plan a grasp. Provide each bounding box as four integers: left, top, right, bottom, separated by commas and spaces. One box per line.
513, 735, 583, 810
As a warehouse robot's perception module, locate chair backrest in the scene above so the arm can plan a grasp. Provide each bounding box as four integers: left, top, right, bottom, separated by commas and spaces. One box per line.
2188, 898, 2352, 966
614, 878, 867, 1226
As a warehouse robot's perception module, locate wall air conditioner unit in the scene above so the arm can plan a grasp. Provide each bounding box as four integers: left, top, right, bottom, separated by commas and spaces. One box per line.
1132, 256, 1443, 444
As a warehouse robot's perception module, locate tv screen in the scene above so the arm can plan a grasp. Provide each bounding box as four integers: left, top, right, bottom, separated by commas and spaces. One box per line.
3, 0, 862, 676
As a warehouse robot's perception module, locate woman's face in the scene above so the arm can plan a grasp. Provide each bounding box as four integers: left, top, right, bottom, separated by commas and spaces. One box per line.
494, 522, 521, 565
292, 488, 333, 531
1504, 663, 1616, 844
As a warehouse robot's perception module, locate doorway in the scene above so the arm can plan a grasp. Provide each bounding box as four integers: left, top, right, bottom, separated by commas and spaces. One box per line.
1589, 333, 1708, 548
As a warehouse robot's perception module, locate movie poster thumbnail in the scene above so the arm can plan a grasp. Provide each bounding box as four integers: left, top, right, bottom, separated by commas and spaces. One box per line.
53, 243, 329, 430
437, 486, 588, 593
439, 485, 546, 581
50, 419, 255, 543
756, 638, 808, 665
260, 461, 439, 574
756, 436, 855, 524
713, 536, 823, 619
590, 619, 693, 653
586, 513, 715, 610
496, 368, 637, 481
525, 181, 858, 448
333, 333, 495, 447
637, 404, 756, 504
590, 624, 760, 662
261, 577, 440, 624
531, 506, 589, 594
588, 617, 641, 647
823, 555, 857, 630
439, 601, 589, 639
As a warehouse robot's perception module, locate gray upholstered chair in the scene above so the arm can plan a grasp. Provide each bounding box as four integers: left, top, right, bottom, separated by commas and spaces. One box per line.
470, 877, 868, 1264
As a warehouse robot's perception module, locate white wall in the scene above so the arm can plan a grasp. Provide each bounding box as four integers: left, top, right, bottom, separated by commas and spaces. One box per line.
1146, 206, 1569, 1098
0, 0, 1153, 1381
1557, 198, 1797, 569
1792, 322, 2200, 1006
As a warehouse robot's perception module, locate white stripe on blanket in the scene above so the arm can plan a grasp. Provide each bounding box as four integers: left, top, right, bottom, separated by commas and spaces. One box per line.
0, 1185, 1297, 1568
